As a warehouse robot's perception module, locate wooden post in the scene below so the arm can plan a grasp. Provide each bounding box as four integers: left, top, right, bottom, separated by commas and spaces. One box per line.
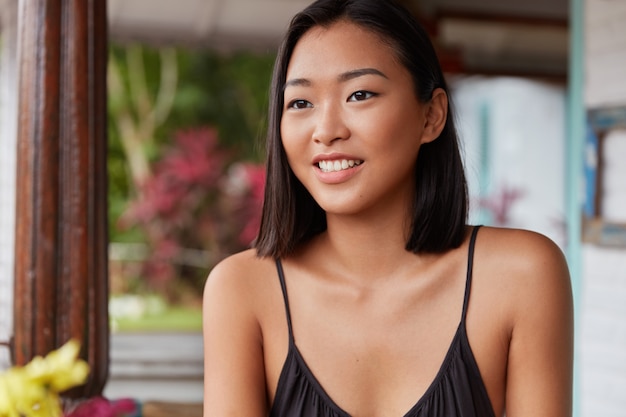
13, 0, 109, 397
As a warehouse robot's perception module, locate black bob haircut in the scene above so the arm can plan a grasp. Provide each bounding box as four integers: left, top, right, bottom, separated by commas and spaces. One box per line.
254, 0, 468, 258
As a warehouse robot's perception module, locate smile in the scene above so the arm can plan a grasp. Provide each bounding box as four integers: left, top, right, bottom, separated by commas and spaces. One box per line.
317, 159, 363, 173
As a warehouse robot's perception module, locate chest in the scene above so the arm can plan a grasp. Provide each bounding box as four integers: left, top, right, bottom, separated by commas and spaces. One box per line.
265, 281, 472, 415
262, 258, 509, 416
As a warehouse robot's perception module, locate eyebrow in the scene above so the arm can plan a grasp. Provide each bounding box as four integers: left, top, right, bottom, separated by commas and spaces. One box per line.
284, 67, 388, 91
338, 67, 388, 82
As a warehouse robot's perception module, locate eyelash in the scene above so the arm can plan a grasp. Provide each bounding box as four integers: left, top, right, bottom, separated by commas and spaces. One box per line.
286, 90, 377, 110
348, 90, 376, 101
287, 99, 311, 110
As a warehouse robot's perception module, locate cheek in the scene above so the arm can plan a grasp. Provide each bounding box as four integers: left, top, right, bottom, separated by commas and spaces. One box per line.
280, 121, 306, 172
280, 119, 294, 150
281, 116, 301, 143
360, 111, 421, 155
281, 117, 314, 157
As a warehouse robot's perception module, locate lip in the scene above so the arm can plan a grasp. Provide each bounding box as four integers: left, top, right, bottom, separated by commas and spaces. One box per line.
312, 152, 364, 184
312, 152, 363, 165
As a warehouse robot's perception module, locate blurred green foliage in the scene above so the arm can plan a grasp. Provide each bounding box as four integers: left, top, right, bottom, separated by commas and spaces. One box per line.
107, 44, 275, 243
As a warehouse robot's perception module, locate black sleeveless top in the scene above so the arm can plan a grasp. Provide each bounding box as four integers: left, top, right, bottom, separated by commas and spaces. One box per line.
270, 226, 496, 417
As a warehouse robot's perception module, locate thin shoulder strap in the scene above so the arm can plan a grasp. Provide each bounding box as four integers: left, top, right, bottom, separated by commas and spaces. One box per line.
461, 225, 482, 323
275, 258, 295, 343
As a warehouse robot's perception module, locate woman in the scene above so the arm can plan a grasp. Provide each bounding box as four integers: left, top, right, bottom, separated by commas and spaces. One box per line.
202, 0, 573, 416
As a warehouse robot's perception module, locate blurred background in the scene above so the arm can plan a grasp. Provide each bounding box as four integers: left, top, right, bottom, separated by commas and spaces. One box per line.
103, 0, 572, 333
0, 0, 625, 416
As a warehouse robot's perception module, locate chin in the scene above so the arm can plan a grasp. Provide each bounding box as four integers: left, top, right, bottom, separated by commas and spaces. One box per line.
316, 200, 367, 216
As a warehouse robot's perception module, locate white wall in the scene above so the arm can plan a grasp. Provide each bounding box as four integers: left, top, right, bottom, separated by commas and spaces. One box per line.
451, 76, 567, 247
0, 0, 18, 371
580, 245, 626, 416
580, 0, 626, 415
584, 0, 626, 109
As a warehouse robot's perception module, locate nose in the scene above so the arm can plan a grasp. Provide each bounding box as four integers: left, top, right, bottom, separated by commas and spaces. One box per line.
312, 103, 350, 145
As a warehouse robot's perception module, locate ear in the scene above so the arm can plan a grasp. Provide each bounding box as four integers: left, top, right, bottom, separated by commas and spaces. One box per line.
419, 88, 448, 144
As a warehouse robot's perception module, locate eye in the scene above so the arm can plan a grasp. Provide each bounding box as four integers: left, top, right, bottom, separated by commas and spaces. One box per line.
287, 99, 312, 109
348, 90, 376, 102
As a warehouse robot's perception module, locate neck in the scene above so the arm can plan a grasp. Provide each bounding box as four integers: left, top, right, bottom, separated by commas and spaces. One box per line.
305, 212, 428, 283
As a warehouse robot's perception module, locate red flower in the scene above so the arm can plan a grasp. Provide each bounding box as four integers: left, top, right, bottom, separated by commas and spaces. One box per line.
116, 126, 266, 293
65, 396, 139, 417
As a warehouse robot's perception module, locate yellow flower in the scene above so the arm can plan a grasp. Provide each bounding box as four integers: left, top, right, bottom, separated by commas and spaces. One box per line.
23, 340, 90, 392
0, 370, 20, 417
0, 339, 90, 417
0, 366, 60, 417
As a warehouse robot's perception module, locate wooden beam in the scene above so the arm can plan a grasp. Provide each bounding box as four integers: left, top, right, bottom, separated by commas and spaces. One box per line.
435, 9, 568, 29
13, 0, 109, 397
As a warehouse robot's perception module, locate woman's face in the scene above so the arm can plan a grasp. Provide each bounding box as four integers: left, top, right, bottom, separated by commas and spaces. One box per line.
281, 20, 444, 218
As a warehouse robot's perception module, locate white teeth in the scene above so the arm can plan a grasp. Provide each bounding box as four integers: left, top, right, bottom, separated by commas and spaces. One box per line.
318, 159, 362, 173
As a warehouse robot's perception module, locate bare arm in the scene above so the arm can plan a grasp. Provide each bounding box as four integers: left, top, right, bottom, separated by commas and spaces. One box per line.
202, 254, 268, 417
504, 233, 574, 416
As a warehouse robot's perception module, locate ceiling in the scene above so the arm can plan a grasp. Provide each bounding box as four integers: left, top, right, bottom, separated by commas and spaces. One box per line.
108, 0, 312, 50
107, 0, 570, 78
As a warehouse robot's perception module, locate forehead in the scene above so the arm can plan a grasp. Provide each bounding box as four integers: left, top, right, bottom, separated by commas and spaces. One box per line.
286, 20, 402, 80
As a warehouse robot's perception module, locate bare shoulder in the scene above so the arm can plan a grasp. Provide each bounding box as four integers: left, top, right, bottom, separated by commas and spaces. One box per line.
202, 249, 277, 414
475, 226, 569, 280
474, 228, 574, 415
206, 248, 274, 280
474, 226, 572, 322
203, 248, 276, 311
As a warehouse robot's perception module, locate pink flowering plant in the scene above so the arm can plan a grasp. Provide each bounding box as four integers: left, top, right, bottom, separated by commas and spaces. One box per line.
64, 397, 137, 417
477, 183, 526, 226
118, 126, 265, 298
0, 340, 137, 417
